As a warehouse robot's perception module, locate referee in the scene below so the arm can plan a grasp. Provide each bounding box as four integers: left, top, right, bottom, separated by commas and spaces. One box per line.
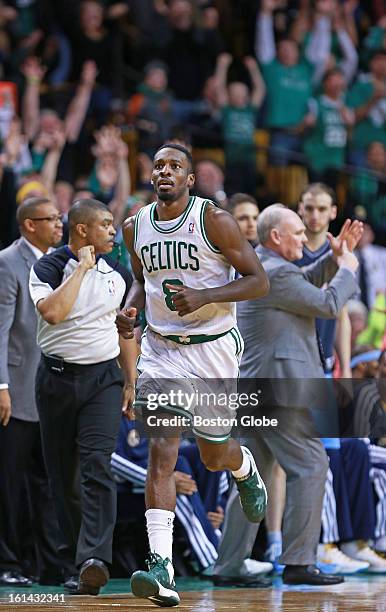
29, 199, 137, 595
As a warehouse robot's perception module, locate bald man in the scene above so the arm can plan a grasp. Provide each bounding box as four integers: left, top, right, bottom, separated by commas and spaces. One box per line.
214, 205, 362, 586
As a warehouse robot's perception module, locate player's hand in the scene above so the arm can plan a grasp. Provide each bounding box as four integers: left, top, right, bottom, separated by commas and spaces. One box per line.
115, 307, 137, 339
0, 389, 11, 427
207, 506, 224, 530
122, 382, 135, 418
165, 284, 207, 316
327, 219, 363, 257
78, 245, 96, 270
174, 471, 198, 495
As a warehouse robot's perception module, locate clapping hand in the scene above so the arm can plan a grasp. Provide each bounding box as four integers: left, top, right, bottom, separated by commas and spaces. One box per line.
327, 219, 363, 256
336, 240, 359, 273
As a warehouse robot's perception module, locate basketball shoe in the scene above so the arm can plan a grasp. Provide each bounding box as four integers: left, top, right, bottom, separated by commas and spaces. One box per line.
130, 552, 180, 607
233, 446, 267, 523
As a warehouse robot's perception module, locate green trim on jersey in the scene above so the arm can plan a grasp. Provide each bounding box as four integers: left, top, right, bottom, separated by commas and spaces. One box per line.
149, 196, 196, 233
134, 206, 145, 250
200, 200, 221, 254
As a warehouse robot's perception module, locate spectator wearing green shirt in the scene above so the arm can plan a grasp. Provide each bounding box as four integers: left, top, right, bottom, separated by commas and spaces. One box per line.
347, 51, 386, 168
255, 0, 316, 166
214, 52, 265, 196
348, 142, 386, 244
303, 68, 355, 187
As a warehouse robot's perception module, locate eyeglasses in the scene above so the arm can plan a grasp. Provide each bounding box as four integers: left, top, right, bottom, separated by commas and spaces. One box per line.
29, 215, 63, 223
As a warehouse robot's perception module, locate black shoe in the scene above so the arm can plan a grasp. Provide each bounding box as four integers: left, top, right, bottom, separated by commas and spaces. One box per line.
77, 559, 109, 596
0, 571, 33, 587
282, 564, 344, 585
63, 575, 79, 593
212, 574, 272, 588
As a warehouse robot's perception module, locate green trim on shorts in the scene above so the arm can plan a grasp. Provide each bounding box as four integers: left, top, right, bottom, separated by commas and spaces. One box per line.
199, 200, 221, 253
193, 428, 231, 444
160, 328, 230, 345
134, 399, 193, 421
229, 327, 242, 358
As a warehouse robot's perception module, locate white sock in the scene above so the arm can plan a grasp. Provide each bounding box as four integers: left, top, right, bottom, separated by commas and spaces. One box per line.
146, 509, 175, 581
231, 447, 252, 480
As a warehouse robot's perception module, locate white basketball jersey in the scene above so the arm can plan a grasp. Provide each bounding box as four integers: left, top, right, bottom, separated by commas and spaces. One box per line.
134, 196, 236, 336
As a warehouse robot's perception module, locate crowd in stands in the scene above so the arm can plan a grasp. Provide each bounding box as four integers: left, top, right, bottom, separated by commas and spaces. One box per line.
0, 0, 385, 586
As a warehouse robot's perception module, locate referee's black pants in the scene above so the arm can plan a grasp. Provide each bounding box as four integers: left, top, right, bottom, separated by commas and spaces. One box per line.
36, 357, 123, 569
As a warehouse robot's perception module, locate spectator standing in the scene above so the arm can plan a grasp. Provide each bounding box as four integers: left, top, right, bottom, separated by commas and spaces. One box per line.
214, 52, 265, 195
152, 0, 223, 122
255, 0, 315, 165
127, 60, 175, 157
348, 142, 386, 244
66, 0, 120, 124
303, 68, 355, 186
347, 50, 386, 167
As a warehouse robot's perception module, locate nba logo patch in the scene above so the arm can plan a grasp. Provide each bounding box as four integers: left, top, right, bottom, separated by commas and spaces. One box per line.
188, 222, 195, 233
108, 279, 116, 296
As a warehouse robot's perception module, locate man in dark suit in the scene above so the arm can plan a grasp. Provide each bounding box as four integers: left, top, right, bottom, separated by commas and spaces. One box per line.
0, 197, 64, 586
214, 205, 361, 586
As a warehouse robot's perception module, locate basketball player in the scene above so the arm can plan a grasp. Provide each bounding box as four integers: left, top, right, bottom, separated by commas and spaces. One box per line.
116, 143, 269, 606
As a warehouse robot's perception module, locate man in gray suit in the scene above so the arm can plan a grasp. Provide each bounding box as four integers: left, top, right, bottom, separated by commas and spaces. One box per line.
213, 205, 361, 586
0, 197, 64, 586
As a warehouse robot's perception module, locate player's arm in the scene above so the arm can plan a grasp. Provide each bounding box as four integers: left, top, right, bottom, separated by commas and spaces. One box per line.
115, 216, 146, 338
168, 205, 269, 316
204, 205, 269, 300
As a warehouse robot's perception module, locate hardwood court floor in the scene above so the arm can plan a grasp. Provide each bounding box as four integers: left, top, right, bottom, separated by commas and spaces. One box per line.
1, 575, 386, 611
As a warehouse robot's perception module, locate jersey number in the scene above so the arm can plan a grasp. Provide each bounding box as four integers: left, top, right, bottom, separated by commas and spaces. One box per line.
162, 279, 183, 311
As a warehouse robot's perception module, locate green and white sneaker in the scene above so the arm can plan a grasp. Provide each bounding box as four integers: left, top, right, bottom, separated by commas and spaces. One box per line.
233, 445, 267, 523
130, 553, 180, 607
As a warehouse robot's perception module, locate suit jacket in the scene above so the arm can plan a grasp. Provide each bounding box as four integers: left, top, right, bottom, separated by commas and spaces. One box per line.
238, 246, 358, 379
0, 239, 41, 421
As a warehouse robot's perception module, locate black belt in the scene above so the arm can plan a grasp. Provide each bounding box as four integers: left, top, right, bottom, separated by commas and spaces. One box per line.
42, 353, 114, 373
